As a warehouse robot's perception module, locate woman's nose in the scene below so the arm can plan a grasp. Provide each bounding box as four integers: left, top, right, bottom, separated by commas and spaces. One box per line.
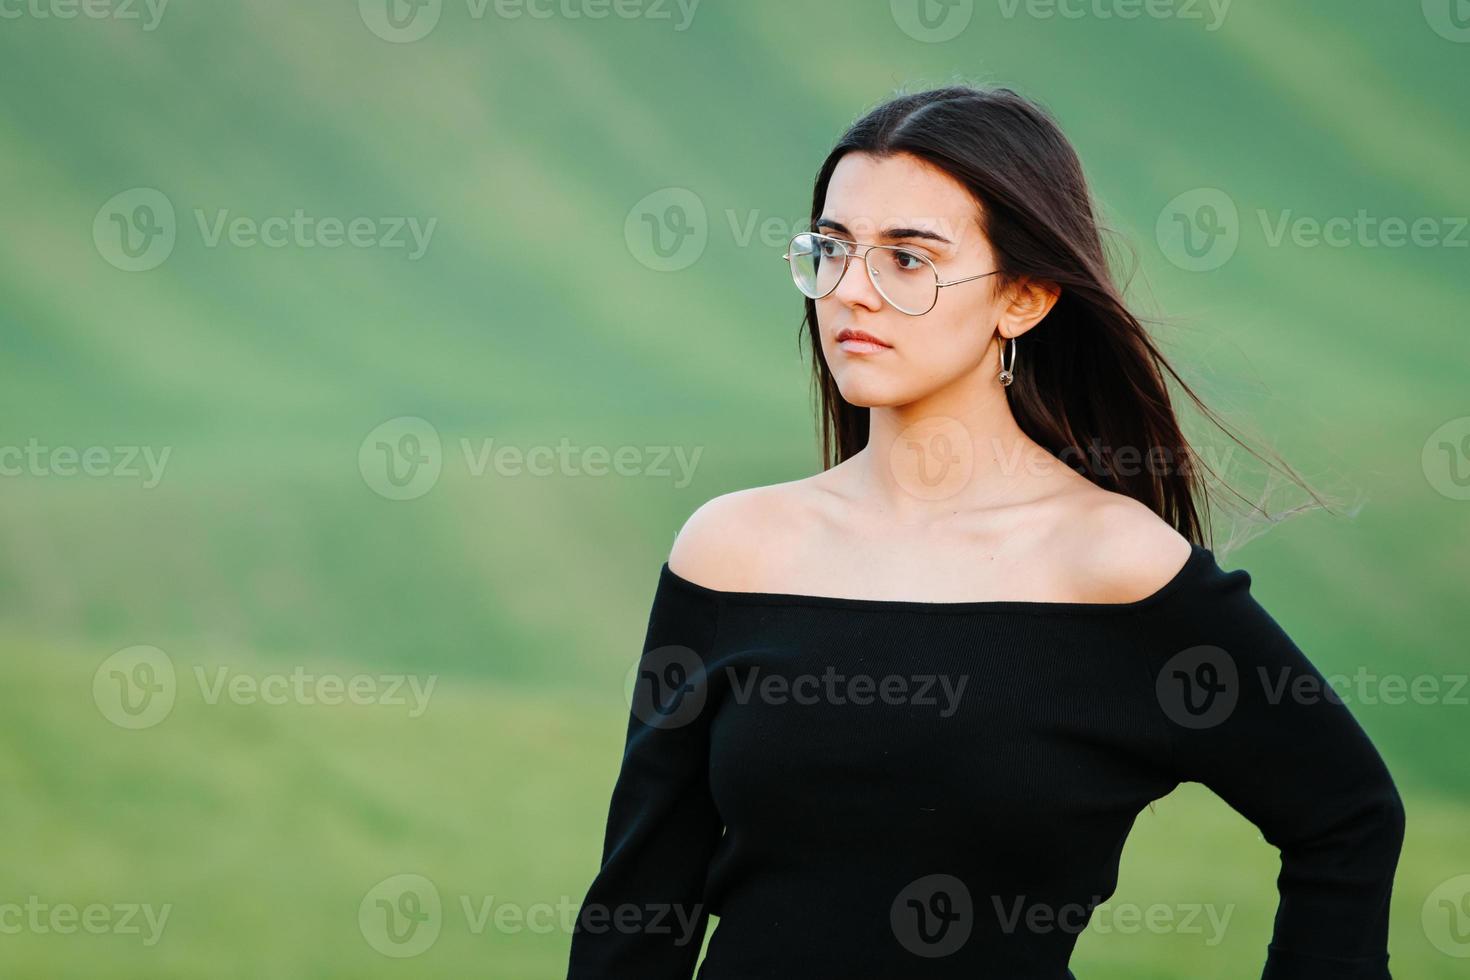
831, 253, 884, 311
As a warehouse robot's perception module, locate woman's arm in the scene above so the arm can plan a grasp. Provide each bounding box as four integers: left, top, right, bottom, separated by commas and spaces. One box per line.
1145, 556, 1406, 979
566, 568, 724, 980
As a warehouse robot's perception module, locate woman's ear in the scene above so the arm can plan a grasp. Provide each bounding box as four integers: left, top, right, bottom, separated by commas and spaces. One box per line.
998, 278, 1061, 339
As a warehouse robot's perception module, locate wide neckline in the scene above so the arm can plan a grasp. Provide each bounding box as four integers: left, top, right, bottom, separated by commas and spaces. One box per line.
660, 543, 1212, 616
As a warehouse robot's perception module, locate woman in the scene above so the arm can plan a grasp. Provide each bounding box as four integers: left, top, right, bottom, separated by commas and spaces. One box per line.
566, 85, 1404, 979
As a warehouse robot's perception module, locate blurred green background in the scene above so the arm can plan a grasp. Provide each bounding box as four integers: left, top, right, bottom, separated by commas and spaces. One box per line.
1, 1, 1467, 977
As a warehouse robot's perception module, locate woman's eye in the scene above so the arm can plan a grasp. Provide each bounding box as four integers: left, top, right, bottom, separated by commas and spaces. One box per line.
895, 250, 925, 271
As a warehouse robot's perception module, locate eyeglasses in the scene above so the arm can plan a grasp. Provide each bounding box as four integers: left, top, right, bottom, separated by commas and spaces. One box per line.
782, 231, 999, 316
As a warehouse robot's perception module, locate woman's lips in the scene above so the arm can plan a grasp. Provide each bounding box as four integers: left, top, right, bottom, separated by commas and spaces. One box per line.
839, 338, 891, 354
835, 329, 892, 355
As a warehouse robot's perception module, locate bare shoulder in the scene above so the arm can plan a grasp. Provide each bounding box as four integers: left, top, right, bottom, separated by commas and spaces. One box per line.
667, 477, 826, 591
1060, 489, 1195, 603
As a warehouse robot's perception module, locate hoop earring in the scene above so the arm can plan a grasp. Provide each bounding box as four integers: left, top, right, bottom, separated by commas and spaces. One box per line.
998, 335, 1017, 387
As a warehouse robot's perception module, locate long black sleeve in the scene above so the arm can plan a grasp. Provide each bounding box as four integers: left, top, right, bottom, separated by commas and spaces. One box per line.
566, 573, 723, 979
1145, 560, 1406, 979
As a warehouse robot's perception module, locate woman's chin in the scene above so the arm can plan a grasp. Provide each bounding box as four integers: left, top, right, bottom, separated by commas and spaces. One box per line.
833, 380, 911, 409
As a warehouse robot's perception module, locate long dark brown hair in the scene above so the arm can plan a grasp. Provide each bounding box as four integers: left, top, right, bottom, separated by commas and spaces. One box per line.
801, 84, 1333, 548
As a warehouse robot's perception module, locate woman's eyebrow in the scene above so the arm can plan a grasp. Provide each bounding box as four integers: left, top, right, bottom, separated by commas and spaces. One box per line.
815, 217, 953, 245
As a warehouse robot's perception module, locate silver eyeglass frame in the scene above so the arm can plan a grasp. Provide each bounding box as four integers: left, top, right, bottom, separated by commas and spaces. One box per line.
782, 231, 999, 316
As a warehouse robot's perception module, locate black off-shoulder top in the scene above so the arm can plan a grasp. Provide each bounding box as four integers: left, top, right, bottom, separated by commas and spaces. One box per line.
567, 543, 1405, 979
